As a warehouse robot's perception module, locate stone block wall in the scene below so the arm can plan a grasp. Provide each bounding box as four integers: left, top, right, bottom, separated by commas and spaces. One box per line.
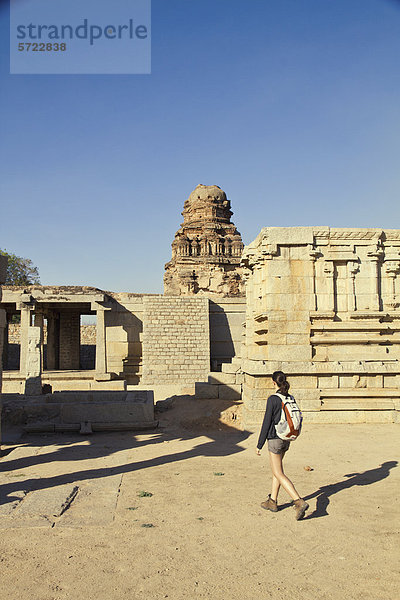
241, 227, 400, 425
141, 296, 210, 384
209, 298, 245, 369
4, 323, 96, 371
59, 313, 80, 370
80, 325, 96, 370
102, 294, 145, 383
103, 295, 243, 383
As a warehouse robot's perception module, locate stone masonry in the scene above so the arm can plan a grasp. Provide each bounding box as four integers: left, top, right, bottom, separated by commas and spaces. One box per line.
59, 313, 80, 370
2, 290, 243, 392
164, 184, 245, 297
5, 324, 96, 371
2, 218, 400, 428
141, 296, 210, 385
241, 227, 400, 426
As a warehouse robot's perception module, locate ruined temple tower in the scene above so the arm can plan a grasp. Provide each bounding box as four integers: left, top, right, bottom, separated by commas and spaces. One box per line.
164, 185, 245, 297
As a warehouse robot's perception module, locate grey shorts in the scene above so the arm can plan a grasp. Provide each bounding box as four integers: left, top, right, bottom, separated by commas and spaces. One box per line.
268, 438, 290, 455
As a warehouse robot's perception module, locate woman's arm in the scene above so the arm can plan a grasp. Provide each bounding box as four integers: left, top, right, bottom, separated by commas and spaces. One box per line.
256, 396, 274, 450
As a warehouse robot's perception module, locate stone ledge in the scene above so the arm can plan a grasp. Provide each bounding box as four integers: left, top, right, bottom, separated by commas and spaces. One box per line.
321, 389, 400, 398
243, 407, 399, 426
242, 359, 400, 376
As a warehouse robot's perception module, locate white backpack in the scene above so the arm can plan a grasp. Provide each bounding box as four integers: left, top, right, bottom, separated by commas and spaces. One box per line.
274, 393, 302, 441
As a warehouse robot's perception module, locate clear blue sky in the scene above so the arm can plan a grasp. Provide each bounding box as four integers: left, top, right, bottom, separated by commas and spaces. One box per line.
1, 0, 399, 292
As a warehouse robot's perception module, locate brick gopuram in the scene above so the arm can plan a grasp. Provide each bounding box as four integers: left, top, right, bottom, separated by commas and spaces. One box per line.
164, 184, 245, 297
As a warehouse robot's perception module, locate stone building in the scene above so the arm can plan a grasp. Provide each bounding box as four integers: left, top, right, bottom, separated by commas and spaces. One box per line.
241, 227, 400, 425
1, 286, 245, 396
164, 184, 245, 297
1, 218, 399, 429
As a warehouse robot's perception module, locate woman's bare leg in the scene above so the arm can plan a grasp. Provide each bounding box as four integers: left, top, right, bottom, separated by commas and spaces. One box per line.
269, 451, 301, 502
271, 474, 280, 502
270, 450, 288, 501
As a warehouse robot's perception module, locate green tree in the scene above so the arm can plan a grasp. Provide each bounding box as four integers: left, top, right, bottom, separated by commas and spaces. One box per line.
0, 249, 40, 286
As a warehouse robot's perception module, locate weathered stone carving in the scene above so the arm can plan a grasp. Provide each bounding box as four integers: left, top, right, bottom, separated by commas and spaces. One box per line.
24, 326, 42, 396
241, 227, 400, 426
164, 184, 245, 297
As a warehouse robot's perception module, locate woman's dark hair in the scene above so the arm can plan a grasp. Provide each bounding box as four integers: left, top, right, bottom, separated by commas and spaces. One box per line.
272, 371, 290, 396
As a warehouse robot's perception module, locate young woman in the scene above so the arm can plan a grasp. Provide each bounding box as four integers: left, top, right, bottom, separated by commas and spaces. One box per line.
256, 371, 309, 520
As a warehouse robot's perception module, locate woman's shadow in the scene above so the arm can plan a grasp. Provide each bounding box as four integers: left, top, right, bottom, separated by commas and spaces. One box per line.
280, 461, 398, 519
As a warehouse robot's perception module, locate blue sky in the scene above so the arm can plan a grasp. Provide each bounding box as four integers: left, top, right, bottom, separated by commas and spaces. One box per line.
0, 0, 399, 292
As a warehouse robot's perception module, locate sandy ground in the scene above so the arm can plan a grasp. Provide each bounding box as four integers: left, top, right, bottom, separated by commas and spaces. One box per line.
0, 416, 399, 600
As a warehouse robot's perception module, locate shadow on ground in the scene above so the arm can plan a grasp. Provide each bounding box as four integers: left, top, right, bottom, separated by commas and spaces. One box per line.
0, 397, 251, 508
277, 460, 398, 519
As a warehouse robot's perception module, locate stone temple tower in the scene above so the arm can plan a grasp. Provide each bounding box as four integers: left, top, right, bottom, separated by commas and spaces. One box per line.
164, 184, 245, 297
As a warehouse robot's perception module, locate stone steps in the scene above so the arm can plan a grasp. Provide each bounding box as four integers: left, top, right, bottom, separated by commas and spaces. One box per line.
2, 390, 156, 430
195, 368, 243, 401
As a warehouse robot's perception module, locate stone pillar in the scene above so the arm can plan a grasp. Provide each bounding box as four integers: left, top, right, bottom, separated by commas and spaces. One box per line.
309, 249, 320, 311
367, 250, 383, 311
95, 307, 107, 377
1, 312, 10, 371
323, 262, 335, 312
348, 262, 359, 312
20, 305, 33, 375
34, 311, 44, 372
46, 310, 60, 370
0, 312, 6, 373
385, 261, 400, 309
24, 326, 42, 395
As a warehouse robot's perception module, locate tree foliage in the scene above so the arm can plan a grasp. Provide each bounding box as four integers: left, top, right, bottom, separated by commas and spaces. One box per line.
0, 249, 40, 286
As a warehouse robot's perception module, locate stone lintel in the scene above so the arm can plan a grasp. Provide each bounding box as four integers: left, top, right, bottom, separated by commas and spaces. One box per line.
91, 301, 113, 311
2, 288, 106, 306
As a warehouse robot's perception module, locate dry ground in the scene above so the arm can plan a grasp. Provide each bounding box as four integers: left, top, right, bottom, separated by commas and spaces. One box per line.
0, 418, 398, 600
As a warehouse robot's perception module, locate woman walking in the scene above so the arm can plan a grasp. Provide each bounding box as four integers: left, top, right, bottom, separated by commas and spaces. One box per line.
256, 371, 309, 520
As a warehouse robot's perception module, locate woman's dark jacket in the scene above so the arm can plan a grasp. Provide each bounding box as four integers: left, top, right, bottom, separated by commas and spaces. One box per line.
257, 394, 285, 449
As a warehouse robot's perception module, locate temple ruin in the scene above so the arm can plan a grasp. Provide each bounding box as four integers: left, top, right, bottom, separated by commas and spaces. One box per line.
1, 286, 244, 394
1, 194, 399, 430
241, 227, 400, 425
164, 184, 245, 297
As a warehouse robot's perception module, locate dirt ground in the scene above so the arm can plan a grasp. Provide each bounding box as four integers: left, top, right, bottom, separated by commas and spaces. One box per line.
0, 414, 398, 600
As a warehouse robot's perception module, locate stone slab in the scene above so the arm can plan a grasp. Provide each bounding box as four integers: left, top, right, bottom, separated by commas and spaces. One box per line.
60, 399, 154, 424
195, 383, 219, 399
208, 373, 236, 385
218, 384, 242, 401
58, 475, 122, 527
221, 363, 241, 374
17, 484, 79, 517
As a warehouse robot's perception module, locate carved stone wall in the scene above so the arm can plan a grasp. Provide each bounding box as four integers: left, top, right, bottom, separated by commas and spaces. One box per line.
164, 184, 245, 297
241, 227, 400, 425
